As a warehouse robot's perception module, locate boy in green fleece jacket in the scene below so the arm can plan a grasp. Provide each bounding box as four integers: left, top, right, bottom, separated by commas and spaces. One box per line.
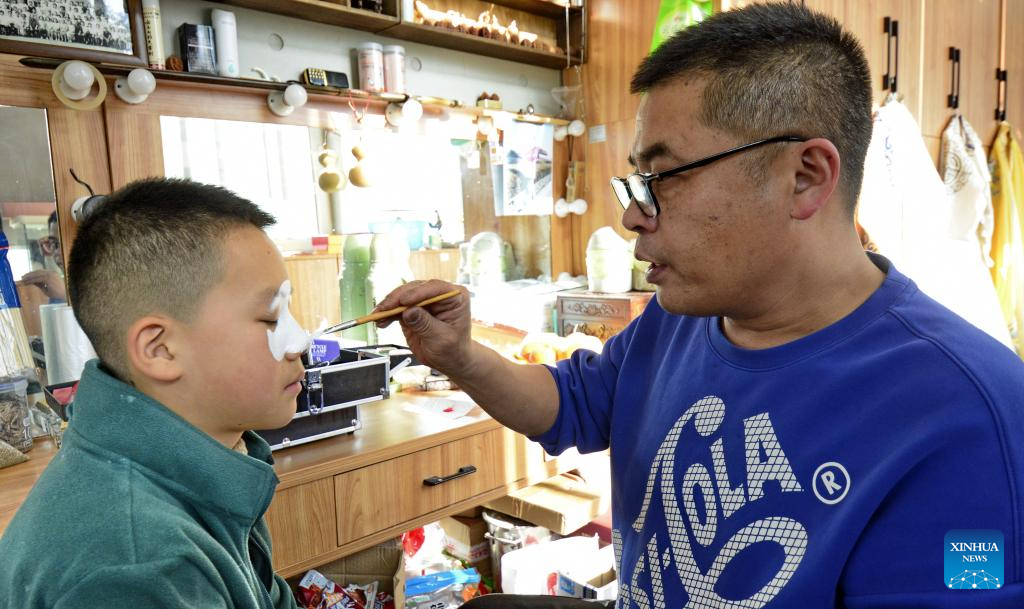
0, 179, 308, 609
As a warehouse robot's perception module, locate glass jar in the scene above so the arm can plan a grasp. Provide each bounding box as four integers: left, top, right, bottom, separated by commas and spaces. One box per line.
0, 377, 32, 453
383, 45, 406, 93
357, 42, 385, 93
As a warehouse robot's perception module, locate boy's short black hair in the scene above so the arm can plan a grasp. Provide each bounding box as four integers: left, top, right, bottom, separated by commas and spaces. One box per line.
631, 2, 873, 216
68, 178, 275, 380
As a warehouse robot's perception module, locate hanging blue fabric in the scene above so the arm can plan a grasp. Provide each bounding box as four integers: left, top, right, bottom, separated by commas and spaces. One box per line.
0, 230, 23, 309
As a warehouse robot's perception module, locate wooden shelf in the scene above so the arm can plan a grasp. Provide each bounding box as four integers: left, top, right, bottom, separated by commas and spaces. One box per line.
19, 56, 569, 123
385, 22, 578, 69
213, 0, 399, 33
488, 0, 581, 19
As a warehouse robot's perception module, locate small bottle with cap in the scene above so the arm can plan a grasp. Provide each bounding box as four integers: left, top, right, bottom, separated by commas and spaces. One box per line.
357, 42, 385, 93
383, 45, 406, 93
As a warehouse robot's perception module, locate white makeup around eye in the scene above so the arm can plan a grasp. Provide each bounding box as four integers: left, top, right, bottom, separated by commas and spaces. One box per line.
267, 280, 311, 360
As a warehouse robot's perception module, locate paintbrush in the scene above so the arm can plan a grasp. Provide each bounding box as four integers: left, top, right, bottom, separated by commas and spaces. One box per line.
317, 289, 462, 337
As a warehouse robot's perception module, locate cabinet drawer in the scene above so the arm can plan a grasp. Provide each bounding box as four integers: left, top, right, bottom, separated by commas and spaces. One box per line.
560, 318, 628, 341
558, 297, 632, 321
335, 428, 514, 545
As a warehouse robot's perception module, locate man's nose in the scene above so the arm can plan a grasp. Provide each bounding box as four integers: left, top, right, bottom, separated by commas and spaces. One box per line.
621, 199, 657, 234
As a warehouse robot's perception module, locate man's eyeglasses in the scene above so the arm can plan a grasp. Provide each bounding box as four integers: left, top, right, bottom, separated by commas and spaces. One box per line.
610, 135, 808, 218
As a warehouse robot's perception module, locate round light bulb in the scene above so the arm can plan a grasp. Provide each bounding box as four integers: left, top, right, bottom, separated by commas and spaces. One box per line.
402, 98, 423, 122
567, 119, 586, 137
63, 60, 95, 99
571, 198, 589, 215
553, 125, 568, 141
126, 68, 156, 95
283, 83, 307, 108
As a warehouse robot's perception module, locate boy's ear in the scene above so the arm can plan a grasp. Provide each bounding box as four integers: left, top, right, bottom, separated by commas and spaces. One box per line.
125, 315, 184, 383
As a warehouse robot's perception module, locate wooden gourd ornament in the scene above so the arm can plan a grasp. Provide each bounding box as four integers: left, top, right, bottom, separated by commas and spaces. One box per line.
349, 145, 374, 188
317, 144, 346, 193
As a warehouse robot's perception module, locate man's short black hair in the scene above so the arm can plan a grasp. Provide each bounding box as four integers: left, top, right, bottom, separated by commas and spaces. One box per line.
68, 178, 275, 379
631, 2, 873, 215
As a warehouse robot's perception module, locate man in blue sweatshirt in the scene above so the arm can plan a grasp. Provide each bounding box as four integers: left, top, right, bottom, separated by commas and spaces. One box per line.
376, 3, 1024, 608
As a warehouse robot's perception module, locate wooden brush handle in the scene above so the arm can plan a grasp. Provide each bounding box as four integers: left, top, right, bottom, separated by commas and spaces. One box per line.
355, 289, 461, 325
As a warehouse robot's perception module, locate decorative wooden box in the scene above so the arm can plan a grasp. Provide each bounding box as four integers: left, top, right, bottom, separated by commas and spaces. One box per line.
556, 291, 654, 341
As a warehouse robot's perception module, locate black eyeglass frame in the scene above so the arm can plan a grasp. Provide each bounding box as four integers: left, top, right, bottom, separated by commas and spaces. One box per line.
611, 135, 809, 217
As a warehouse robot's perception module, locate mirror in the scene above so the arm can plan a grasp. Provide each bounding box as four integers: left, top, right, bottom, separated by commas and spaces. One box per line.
159, 114, 556, 274
160, 115, 469, 248
0, 105, 63, 371
158, 113, 556, 335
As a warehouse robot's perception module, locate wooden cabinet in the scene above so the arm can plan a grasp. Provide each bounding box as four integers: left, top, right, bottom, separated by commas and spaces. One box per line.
919, 0, 1003, 144
264, 479, 338, 570
1005, 0, 1023, 126
261, 394, 581, 577
335, 428, 514, 545
803, 0, 924, 119
556, 290, 653, 340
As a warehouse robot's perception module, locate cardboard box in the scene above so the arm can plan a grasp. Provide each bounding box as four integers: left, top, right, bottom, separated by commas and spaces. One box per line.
484, 472, 609, 535
317, 538, 403, 594
555, 544, 617, 601
439, 516, 491, 578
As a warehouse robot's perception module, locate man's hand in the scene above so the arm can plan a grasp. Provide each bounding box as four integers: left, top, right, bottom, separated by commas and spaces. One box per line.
377, 279, 560, 437
375, 280, 473, 378
20, 270, 66, 301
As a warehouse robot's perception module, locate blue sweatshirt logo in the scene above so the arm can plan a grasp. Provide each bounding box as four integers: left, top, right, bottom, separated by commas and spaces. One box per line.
623, 396, 809, 608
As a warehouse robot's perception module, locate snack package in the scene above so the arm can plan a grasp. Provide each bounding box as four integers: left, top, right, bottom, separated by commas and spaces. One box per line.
404, 568, 481, 609
298, 569, 340, 608
320, 582, 380, 609
374, 591, 395, 609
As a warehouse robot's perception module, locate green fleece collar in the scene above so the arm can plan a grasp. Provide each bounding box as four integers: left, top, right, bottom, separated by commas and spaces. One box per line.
66, 360, 279, 524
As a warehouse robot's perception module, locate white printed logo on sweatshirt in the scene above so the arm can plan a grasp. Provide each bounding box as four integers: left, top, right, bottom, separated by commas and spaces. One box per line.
617, 396, 809, 609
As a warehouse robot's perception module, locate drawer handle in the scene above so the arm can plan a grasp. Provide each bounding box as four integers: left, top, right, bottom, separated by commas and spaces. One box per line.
423, 465, 477, 486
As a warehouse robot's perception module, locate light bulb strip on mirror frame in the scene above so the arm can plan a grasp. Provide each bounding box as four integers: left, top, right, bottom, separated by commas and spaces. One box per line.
20, 56, 570, 126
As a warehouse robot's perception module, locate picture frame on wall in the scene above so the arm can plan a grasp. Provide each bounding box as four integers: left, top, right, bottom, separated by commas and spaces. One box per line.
0, 0, 146, 66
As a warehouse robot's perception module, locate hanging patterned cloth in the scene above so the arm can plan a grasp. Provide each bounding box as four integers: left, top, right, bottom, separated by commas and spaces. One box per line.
989, 122, 1024, 356
859, 98, 1013, 348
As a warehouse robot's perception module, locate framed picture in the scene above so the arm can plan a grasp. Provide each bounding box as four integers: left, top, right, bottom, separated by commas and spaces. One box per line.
0, 0, 146, 66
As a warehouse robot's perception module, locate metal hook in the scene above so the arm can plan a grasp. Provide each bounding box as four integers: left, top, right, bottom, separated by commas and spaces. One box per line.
947, 47, 961, 110
995, 69, 1008, 121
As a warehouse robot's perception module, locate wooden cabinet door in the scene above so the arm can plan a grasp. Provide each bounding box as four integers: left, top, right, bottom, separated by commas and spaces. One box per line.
265, 478, 338, 572
920, 0, 1002, 144
804, 0, 924, 121
1006, 0, 1023, 127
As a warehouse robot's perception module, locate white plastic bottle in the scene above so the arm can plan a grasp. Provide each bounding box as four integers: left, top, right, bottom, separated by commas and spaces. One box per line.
211, 9, 239, 78
141, 0, 164, 70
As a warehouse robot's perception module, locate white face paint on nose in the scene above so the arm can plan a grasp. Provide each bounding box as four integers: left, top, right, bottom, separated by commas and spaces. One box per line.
267, 280, 311, 361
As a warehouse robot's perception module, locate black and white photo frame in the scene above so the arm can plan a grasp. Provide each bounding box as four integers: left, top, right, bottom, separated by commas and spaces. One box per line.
0, 0, 145, 66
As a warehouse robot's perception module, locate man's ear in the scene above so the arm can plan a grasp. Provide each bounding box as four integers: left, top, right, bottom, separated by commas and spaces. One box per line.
125, 315, 184, 384
790, 138, 841, 221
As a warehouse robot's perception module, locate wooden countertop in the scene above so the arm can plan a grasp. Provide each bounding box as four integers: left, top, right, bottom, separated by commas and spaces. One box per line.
0, 439, 57, 537
0, 391, 495, 536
